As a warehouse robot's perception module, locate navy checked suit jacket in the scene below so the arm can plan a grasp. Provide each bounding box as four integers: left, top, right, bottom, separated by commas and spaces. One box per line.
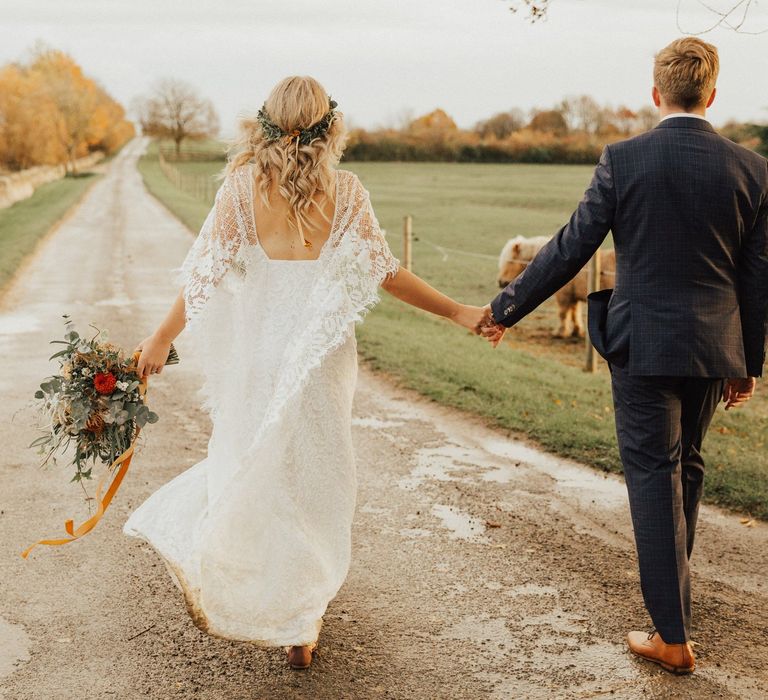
490, 117, 768, 378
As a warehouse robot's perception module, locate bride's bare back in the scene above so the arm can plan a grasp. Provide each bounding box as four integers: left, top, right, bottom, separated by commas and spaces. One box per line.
252, 176, 336, 261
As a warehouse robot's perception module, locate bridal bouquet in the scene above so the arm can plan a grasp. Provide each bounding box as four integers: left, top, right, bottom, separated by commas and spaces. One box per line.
22, 316, 178, 558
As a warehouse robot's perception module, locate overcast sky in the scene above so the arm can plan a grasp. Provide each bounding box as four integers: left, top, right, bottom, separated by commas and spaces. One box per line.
1, 0, 766, 133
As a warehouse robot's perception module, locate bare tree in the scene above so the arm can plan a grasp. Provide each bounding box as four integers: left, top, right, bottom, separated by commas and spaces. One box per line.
636, 106, 659, 132
506, 0, 551, 22
677, 0, 768, 35
504, 0, 766, 33
137, 79, 219, 155
560, 95, 601, 134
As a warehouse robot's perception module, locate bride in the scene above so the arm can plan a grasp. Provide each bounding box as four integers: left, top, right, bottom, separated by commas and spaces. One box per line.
125, 76, 486, 670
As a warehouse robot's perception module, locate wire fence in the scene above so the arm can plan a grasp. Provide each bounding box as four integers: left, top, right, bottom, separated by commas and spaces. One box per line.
400, 216, 612, 372
157, 149, 220, 203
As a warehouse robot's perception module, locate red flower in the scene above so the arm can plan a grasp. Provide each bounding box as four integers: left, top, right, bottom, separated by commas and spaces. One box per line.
94, 372, 117, 395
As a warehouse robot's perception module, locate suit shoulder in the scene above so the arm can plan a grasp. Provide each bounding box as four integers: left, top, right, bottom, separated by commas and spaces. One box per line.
604, 130, 659, 157
717, 134, 767, 171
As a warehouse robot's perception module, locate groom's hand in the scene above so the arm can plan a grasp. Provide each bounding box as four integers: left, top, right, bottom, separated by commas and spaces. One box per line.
479, 305, 507, 348
723, 377, 756, 410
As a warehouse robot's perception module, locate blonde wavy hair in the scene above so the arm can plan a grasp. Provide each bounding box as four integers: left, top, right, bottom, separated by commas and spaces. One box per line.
226, 76, 347, 245
654, 37, 719, 110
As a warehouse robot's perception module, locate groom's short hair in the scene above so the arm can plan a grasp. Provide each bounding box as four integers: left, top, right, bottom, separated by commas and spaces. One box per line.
654, 37, 719, 110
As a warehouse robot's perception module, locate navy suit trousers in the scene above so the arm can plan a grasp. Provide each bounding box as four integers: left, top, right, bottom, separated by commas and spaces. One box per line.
610, 365, 726, 643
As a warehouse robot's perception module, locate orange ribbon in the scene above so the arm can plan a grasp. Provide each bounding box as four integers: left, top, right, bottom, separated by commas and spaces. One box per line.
21, 352, 147, 559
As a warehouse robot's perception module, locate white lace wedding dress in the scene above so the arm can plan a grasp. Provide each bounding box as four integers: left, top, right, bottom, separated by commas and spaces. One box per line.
123, 167, 399, 646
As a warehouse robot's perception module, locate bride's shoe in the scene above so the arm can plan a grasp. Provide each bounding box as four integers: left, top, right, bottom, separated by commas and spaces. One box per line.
285, 643, 317, 670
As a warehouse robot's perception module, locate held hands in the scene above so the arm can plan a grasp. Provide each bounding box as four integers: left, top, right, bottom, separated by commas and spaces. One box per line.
478, 305, 507, 348
450, 304, 507, 348
135, 334, 172, 379
722, 377, 756, 411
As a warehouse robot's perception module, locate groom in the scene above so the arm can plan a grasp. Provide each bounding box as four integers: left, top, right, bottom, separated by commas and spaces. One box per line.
481, 37, 768, 674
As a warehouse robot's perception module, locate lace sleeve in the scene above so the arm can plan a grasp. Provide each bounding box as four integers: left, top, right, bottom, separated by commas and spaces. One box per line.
178, 174, 244, 325
354, 178, 400, 285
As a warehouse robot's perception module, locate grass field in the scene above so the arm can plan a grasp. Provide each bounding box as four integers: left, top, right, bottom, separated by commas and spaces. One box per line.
137, 142, 768, 519
0, 173, 100, 294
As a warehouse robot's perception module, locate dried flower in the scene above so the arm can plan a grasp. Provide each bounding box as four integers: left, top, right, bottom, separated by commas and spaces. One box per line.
94, 372, 117, 395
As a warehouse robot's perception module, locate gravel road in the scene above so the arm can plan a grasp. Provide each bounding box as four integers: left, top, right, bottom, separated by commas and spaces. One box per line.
1, 141, 766, 700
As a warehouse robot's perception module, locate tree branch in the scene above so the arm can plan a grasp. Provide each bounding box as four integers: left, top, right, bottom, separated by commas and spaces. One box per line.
677, 0, 768, 35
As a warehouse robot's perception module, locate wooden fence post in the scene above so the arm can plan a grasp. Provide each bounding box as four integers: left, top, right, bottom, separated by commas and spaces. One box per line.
403, 215, 413, 271
585, 251, 602, 373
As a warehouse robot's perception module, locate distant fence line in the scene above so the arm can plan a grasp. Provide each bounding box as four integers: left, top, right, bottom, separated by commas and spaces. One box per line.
157, 149, 220, 203
158, 147, 226, 163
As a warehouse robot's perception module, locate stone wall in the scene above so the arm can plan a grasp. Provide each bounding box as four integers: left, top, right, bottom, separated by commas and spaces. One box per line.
0, 152, 104, 209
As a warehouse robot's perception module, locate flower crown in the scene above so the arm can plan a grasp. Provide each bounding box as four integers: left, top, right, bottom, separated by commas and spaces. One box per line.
257, 98, 338, 146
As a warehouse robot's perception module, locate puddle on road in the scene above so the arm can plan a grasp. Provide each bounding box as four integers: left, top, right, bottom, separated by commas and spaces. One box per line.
352, 416, 404, 430
92, 296, 128, 307
440, 615, 514, 662
480, 437, 628, 510
0, 617, 30, 682
441, 605, 640, 699
431, 504, 489, 543
398, 443, 517, 491
395, 429, 626, 514
0, 312, 40, 355
0, 312, 40, 336
398, 446, 469, 490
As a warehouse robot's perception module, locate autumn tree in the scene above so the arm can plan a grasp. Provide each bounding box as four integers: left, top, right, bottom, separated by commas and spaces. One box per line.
408, 109, 459, 146
0, 46, 134, 173
137, 79, 219, 155
614, 106, 638, 135
31, 48, 103, 174
528, 109, 568, 136
0, 64, 61, 169
475, 109, 526, 139
595, 107, 621, 137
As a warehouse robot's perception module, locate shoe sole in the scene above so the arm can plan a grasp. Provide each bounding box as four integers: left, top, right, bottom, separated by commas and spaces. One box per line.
630, 649, 695, 675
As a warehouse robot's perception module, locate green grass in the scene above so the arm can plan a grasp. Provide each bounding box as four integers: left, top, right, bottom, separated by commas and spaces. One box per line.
0, 173, 100, 293
137, 149, 768, 519
137, 142, 214, 232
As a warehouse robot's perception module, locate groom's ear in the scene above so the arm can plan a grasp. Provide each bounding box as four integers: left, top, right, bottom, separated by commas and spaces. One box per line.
652, 86, 661, 108
705, 87, 717, 108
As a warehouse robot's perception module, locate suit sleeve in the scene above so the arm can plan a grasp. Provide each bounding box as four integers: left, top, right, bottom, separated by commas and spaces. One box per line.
739, 187, 768, 377
490, 146, 616, 327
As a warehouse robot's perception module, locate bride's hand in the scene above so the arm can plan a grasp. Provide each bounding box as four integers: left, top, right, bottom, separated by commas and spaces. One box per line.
135, 334, 172, 378
451, 304, 488, 335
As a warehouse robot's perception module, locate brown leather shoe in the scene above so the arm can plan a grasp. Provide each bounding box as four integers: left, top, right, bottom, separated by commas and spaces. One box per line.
627, 630, 695, 674
286, 643, 317, 670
